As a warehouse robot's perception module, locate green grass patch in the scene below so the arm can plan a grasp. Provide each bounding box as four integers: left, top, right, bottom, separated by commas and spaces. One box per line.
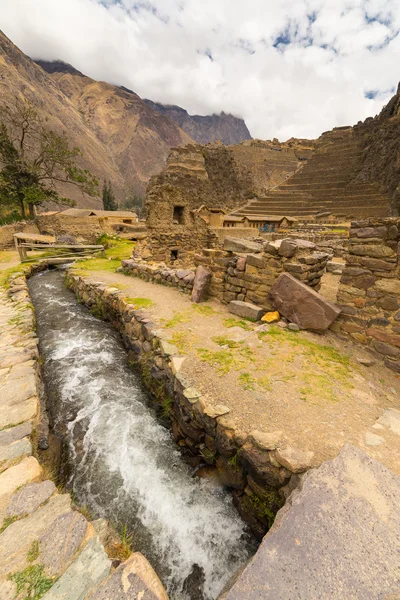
191, 304, 216, 315
238, 372, 256, 390
27, 540, 40, 563
0, 515, 20, 534
124, 297, 153, 309
212, 336, 242, 349
223, 317, 252, 330
8, 565, 55, 600
164, 311, 192, 328
72, 237, 135, 275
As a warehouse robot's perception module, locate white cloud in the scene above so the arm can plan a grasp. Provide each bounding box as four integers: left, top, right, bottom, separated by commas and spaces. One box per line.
0, 0, 399, 139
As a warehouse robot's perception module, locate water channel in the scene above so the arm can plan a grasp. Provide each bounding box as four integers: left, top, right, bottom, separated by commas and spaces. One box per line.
28, 269, 256, 600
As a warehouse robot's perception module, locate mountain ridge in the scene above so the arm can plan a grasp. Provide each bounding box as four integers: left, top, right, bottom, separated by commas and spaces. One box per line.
143, 99, 252, 145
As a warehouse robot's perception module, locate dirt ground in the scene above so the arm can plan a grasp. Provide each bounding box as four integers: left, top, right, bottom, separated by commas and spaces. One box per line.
82, 268, 400, 475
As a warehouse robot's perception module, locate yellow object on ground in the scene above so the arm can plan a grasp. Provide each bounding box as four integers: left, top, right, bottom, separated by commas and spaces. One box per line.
262, 311, 280, 323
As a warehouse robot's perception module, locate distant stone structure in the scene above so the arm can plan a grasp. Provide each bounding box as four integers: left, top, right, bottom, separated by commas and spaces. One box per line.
231, 127, 392, 221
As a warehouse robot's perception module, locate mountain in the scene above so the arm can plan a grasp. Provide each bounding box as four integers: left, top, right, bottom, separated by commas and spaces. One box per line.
144, 100, 252, 145
0, 31, 124, 208
35, 60, 193, 198
353, 83, 400, 215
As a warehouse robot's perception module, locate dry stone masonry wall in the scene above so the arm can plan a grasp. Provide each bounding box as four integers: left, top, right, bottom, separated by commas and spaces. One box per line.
336, 218, 400, 373
124, 237, 330, 310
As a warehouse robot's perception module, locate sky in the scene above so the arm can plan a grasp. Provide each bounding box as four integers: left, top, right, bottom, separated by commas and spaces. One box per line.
1, 0, 399, 140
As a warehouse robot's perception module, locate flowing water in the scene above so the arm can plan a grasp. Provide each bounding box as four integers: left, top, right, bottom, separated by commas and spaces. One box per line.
29, 270, 256, 600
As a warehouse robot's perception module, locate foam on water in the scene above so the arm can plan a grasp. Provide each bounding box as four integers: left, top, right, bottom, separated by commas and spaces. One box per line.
29, 270, 255, 599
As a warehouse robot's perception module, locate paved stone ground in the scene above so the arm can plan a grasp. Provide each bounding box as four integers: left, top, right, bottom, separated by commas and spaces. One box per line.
83, 268, 400, 476
222, 444, 400, 600
0, 262, 169, 600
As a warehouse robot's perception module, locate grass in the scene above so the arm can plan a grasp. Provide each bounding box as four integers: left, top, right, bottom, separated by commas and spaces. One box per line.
168, 331, 197, 354
107, 524, 133, 562
0, 264, 28, 288
197, 346, 255, 376
124, 297, 153, 309
0, 515, 19, 534
191, 304, 216, 316
8, 565, 55, 600
256, 325, 353, 403
212, 336, 242, 349
238, 372, 256, 390
164, 311, 192, 328
72, 236, 135, 275
223, 317, 252, 330
27, 540, 40, 563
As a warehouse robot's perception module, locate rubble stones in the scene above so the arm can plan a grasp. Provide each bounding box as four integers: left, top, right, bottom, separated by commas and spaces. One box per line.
270, 273, 341, 331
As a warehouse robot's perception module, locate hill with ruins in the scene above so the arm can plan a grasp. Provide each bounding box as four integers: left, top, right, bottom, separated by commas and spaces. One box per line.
145, 138, 314, 218
143, 100, 252, 145
146, 86, 400, 221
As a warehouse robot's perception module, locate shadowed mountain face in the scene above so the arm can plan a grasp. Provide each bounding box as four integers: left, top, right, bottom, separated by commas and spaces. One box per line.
144, 99, 252, 145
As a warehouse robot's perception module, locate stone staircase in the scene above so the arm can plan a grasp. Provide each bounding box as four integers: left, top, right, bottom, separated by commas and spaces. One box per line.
231, 128, 391, 219
0, 273, 168, 600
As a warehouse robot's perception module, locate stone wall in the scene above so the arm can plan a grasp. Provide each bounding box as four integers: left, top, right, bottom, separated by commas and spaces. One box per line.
0, 221, 40, 247
66, 272, 315, 539
336, 218, 400, 373
36, 214, 115, 242
124, 238, 330, 310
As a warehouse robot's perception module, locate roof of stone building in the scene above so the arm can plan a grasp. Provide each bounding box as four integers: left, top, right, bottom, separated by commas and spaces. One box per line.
60, 209, 137, 218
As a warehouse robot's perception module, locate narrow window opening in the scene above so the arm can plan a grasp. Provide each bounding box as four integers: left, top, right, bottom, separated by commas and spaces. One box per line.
171, 249, 179, 262
173, 206, 185, 224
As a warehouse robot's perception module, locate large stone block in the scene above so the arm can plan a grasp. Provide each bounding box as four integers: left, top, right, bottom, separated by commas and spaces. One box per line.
223, 238, 263, 253
89, 552, 168, 600
229, 301, 265, 321
191, 266, 211, 303
223, 445, 400, 600
269, 273, 341, 331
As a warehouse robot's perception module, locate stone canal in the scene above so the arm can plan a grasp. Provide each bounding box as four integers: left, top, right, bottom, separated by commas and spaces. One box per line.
28, 269, 256, 600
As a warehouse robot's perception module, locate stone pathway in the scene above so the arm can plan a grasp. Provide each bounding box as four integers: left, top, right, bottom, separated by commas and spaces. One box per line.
0, 268, 169, 600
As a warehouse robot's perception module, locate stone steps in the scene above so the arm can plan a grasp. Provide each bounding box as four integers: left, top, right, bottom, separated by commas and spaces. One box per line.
230, 127, 391, 218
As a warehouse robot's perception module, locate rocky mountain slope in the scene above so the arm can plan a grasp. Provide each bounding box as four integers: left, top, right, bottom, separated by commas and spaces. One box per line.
144, 100, 252, 145
354, 83, 400, 215
35, 60, 193, 199
0, 31, 124, 208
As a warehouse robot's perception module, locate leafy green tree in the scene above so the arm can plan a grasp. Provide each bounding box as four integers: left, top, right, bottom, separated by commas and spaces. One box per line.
123, 191, 144, 217
0, 100, 99, 219
102, 180, 118, 211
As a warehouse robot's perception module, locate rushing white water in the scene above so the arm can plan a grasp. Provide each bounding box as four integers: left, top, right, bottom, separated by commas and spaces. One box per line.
29, 271, 255, 600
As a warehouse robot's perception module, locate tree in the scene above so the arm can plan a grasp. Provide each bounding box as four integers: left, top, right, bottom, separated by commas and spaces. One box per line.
123, 191, 144, 217
102, 180, 118, 211
0, 100, 99, 219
